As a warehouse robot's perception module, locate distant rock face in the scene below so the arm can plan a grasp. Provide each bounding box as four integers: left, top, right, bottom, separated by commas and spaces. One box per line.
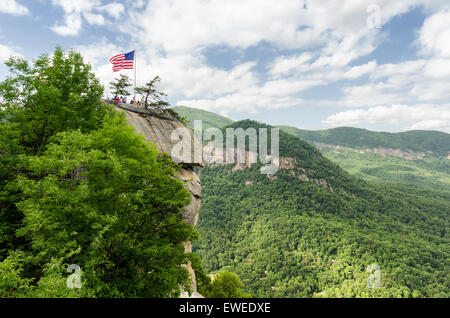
313, 142, 430, 160
209, 148, 336, 193
116, 104, 202, 295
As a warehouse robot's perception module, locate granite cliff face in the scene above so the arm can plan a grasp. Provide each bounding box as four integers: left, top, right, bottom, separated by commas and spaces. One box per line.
115, 104, 203, 297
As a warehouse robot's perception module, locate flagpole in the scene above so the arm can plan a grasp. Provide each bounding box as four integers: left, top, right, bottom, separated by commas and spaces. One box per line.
134, 49, 136, 99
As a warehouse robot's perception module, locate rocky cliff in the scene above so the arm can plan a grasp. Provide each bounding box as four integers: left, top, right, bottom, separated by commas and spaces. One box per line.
115, 103, 203, 297
313, 142, 432, 160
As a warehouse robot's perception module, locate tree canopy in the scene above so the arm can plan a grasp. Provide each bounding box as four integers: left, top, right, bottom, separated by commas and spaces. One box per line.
0, 48, 197, 297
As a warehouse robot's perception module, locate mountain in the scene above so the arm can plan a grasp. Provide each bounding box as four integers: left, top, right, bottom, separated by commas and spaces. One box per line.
192, 120, 449, 298
173, 106, 450, 191
173, 106, 234, 130
277, 126, 450, 157
278, 126, 450, 191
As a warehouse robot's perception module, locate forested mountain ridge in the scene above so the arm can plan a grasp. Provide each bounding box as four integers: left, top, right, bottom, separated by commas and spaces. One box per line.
193, 119, 449, 298
277, 126, 450, 191
171, 106, 450, 157
169, 106, 449, 191
278, 126, 450, 158
173, 106, 234, 130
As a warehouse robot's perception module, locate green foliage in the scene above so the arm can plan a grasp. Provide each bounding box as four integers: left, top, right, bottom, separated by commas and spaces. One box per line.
0, 251, 32, 297
0, 47, 106, 156
189, 253, 211, 295
0, 47, 108, 260
193, 120, 449, 298
109, 74, 132, 99
203, 272, 253, 298
279, 126, 450, 156
135, 76, 169, 110
190, 253, 253, 298
0, 48, 198, 298
319, 149, 450, 192
277, 124, 450, 192
2, 112, 197, 297
180, 116, 190, 126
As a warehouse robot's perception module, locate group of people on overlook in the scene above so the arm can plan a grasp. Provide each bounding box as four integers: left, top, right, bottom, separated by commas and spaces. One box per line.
113, 95, 145, 106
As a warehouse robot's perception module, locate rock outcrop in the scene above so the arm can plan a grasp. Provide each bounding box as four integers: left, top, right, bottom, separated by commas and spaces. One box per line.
209, 148, 336, 193
115, 103, 203, 297
313, 142, 430, 160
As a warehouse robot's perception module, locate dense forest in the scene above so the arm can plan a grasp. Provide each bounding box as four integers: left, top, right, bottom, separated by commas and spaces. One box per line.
192, 120, 449, 298
317, 150, 450, 192
278, 126, 450, 156
278, 126, 450, 192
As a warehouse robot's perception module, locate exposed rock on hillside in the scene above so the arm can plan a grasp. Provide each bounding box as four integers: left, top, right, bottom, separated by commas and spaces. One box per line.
115, 103, 203, 296
209, 149, 335, 193
314, 142, 430, 160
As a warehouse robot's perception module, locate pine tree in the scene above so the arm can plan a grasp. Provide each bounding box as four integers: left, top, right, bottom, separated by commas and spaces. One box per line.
135, 76, 169, 110
109, 74, 132, 99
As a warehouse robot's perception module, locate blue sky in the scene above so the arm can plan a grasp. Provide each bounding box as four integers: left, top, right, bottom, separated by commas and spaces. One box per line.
1, 0, 450, 132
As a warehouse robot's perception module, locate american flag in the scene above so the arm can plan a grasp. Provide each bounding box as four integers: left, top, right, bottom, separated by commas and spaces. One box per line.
109, 50, 134, 72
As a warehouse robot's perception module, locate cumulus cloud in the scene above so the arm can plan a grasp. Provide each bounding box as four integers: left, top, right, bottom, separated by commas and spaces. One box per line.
128, 0, 420, 55
50, 0, 108, 36
51, 12, 83, 36
0, 0, 29, 16
83, 12, 105, 26
418, 8, 450, 58
99, 3, 125, 20
0, 44, 22, 62
323, 104, 450, 132
69, 0, 450, 132
116, 0, 408, 113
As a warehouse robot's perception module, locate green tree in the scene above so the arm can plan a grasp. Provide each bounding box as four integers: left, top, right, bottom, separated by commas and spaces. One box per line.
189, 253, 212, 296
0, 47, 198, 297
0, 47, 105, 156
0, 47, 107, 260
3, 111, 197, 297
109, 74, 132, 99
135, 76, 169, 110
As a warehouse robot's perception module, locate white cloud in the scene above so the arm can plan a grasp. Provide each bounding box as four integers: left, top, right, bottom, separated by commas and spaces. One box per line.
0, 0, 29, 16
68, 1, 450, 132
344, 61, 377, 79
51, 0, 99, 13
323, 104, 450, 132
99, 3, 125, 20
129, 0, 419, 55
423, 59, 450, 79
268, 53, 315, 76
75, 39, 123, 66
121, 0, 409, 113
0, 44, 22, 62
83, 12, 105, 26
260, 79, 325, 97
50, 0, 106, 36
51, 12, 82, 36
418, 8, 450, 58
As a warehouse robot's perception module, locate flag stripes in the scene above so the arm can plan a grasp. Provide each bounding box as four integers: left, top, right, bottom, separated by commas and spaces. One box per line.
109, 51, 134, 72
